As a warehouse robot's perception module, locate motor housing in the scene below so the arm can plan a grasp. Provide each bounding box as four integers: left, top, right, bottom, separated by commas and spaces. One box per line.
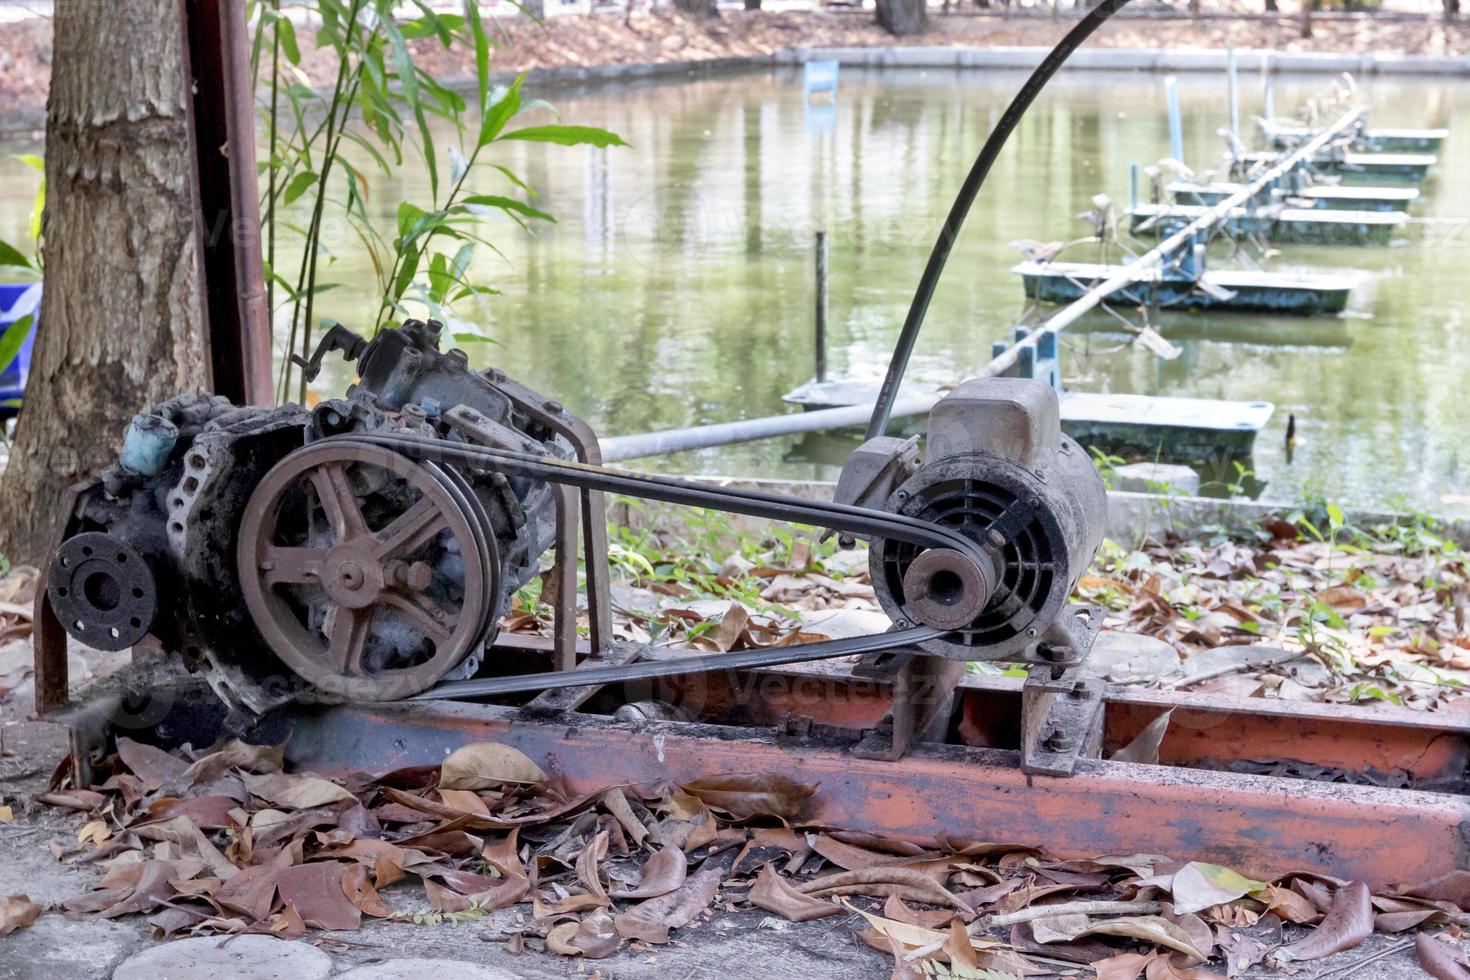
851, 377, 1107, 661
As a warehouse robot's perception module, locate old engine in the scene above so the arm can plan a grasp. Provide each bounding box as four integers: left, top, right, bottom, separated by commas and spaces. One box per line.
43, 319, 1107, 721
46, 319, 567, 707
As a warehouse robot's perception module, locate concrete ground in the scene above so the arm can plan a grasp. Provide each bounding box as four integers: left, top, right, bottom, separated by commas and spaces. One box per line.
0, 644, 1442, 979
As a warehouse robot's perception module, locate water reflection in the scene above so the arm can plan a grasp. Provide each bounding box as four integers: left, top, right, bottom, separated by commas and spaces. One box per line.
0, 67, 1465, 513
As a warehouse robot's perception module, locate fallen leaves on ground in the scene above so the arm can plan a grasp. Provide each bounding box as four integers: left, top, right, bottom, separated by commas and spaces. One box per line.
34, 737, 1470, 973
0, 894, 40, 935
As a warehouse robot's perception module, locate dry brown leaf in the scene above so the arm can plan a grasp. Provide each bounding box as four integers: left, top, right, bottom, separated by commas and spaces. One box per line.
185, 740, 284, 784
545, 920, 583, 956
1144, 954, 1224, 979
77, 818, 111, 847
436, 788, 490, 817
679, 773, 815, 820
748, 863, 841, 923
570, 908, 621, 958
1417, 932, 1470, 980
943, 919, 978, 971
1093, 952, 1161, 980
438, 742, 547, 790
575, 830, 610, 906
482, 830, 525, 878
240, 771, 354, 810
600, 788, 649, 847
609, 847, 686, 900
0, 895, 41, 936
1259, 883, 1320, 924
1052, 915, 1209, 960
274, 862, 360, 932
800, 866, 970, 913
1111, 709, 1174, 764
1272, 880, 1372, 963
613, 865, 722, 944
341, 864, 393, 918
36, 789, 105, 812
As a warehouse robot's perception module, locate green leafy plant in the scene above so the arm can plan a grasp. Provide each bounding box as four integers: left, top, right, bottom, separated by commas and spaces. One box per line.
247, 0, 626, 402
0, 154, 43, 282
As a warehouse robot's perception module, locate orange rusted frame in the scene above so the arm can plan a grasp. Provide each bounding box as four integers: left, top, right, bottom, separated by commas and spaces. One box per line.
280, 698, 1470, 889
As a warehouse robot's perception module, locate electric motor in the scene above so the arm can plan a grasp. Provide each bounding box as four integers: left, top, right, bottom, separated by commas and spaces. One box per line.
855, 378, 1108, 661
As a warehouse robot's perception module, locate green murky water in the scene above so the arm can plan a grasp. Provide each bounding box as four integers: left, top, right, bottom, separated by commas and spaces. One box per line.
2, 67, 1467, 515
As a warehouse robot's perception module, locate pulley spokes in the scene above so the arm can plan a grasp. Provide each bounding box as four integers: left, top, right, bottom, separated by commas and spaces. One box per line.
237, 441, 497, 701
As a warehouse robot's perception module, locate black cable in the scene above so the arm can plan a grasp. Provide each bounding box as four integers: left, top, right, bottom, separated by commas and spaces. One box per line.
864, 0, 1132, 440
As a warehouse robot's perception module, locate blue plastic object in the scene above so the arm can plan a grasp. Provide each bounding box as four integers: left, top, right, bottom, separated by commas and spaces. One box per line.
120, 413, 180, 478
0, 283, 40, 419
803, 60, 839, 98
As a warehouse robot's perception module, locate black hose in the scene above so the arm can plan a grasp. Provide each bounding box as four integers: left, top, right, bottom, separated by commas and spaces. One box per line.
864, 0, 1132, 440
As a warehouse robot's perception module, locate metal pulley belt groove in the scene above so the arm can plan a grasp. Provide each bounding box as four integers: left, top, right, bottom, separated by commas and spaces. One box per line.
312, 433, 976, 700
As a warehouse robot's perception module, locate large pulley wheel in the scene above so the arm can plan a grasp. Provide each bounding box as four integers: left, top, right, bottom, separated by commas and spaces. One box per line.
237, 441, 498, 701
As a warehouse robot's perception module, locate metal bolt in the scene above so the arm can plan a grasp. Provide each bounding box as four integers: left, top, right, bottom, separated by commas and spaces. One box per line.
1040, 642, 1074, 662
896, 490, 909, 501
544, 400, 564, 415
1044, 728, 1077, 752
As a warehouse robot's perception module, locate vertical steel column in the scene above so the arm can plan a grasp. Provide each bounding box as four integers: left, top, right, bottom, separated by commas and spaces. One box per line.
180, 0, 274, 406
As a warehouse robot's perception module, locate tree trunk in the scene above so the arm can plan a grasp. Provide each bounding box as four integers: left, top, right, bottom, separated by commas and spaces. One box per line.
744, 0, 761, 10
1447, 0, 1460, 21
877, 0, 928, 35
1300, 0, 1313, 36
0, 0, 207, 564
1265, 0, 1277, 11
674, 0, 719, 17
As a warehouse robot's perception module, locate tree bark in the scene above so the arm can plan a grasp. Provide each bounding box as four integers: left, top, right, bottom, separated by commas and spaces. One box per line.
674, 0, 719, 17
1300, 0, 1313, 36
1265, 0, 1277, 11
1447, 0, 1460, 21
877, 0, 928, 35
0, 0, 207, 563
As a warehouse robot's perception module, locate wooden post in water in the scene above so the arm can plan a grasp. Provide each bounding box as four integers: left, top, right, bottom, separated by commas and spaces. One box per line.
814, 230, 829, 383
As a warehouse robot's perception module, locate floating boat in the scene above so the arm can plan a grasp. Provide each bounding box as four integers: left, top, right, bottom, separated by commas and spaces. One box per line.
1167, 180, 1419, 213
1012, 260, 1358, 315
1260, 121, 1447, 155
781, 378, 1273, 462
1237, 150, 1435, 184
1129, 202, 1406, 246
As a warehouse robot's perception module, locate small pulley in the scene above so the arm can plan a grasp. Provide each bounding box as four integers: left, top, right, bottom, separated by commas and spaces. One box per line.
47, 532, 158, 651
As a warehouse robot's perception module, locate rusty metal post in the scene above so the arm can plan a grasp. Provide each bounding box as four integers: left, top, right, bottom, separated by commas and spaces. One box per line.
180, 0, 274, 406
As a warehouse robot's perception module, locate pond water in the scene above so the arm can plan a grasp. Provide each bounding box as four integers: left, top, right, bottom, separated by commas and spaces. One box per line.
2, 67, 1467, 516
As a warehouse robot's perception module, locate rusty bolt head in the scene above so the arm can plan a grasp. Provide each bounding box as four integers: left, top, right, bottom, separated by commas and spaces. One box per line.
1044, 729, 1077, 752
1040, 643, 1074, 662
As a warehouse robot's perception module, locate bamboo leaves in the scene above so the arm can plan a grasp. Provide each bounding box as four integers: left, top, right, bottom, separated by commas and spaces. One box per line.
253, 3, 625, 398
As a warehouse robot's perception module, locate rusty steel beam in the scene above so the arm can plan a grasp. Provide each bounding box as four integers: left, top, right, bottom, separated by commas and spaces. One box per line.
278, 698, 1470, 889
180, 0, 273, 406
